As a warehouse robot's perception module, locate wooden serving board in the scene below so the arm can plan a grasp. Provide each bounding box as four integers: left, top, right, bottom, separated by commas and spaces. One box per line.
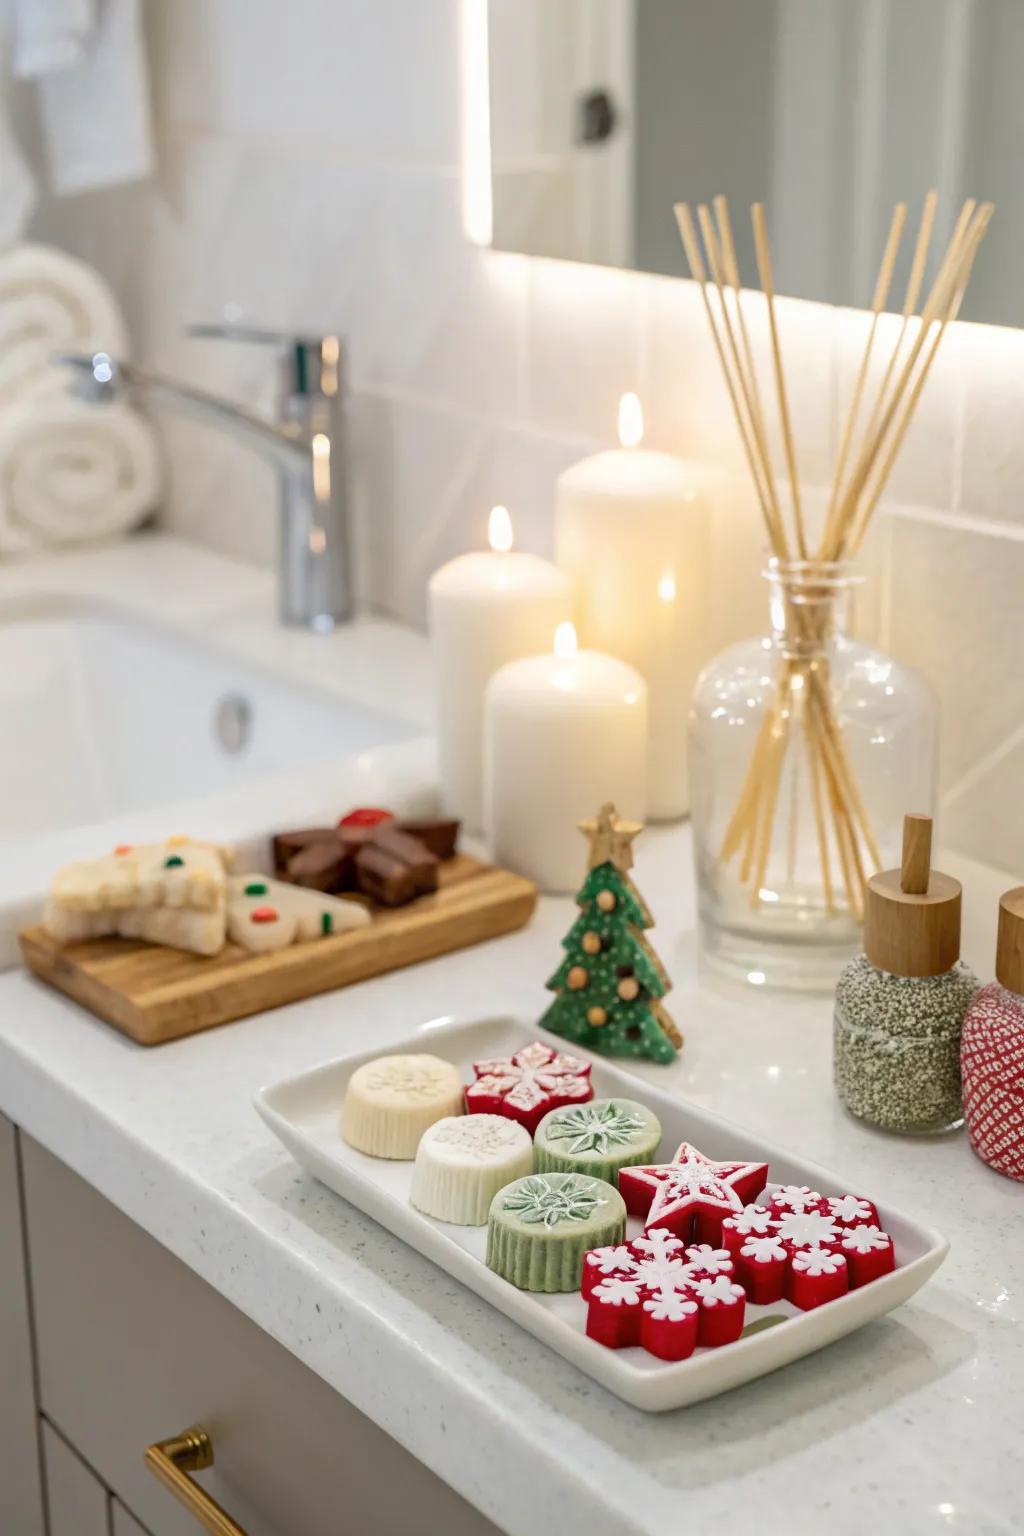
19, 855, 537, 1047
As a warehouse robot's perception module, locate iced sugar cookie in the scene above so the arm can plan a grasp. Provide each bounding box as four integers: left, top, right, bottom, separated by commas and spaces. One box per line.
485, 1172, 625, 1292
534, 1098, 662, 1185
341, 1054, 464, 1159
226, 876, 369, 953
410, 1114, 533, 1225
44, 838, 230, 956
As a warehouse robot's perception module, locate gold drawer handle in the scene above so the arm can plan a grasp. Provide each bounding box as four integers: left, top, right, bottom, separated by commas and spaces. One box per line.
144, 1425, 248, 1536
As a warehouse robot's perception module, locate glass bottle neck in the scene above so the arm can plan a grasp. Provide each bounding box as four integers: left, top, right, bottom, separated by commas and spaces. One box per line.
764, 558, 859, 660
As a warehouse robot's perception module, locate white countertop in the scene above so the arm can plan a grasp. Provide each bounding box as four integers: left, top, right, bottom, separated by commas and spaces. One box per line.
0, 815, 1020, 1536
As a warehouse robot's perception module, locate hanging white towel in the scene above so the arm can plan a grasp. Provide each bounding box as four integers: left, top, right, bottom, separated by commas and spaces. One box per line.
10, 0, 95, 78
32, 0, 152, 195
0, 367, 161, 553
0, 242, 127, 407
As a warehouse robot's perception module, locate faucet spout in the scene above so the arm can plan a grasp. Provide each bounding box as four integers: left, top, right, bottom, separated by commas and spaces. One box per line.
59, 343, 354, 631
59, 353, 308, 467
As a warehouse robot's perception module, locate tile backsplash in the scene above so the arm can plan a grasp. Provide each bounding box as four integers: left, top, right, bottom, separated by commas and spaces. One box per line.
26, 0, 1024, 879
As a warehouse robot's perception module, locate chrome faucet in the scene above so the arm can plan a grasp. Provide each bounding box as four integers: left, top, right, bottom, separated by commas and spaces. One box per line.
61, 325, 352, 630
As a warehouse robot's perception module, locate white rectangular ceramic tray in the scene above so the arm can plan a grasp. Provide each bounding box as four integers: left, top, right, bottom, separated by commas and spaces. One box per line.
254, 1015, 949, 1412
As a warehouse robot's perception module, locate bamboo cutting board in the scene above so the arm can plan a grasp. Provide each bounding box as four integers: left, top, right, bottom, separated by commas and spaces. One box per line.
19, 855, 537, 1047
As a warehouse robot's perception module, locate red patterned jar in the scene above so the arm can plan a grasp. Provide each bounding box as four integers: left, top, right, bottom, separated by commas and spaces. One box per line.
961, 984, 1024, 1180
961, 887, 1024, 1181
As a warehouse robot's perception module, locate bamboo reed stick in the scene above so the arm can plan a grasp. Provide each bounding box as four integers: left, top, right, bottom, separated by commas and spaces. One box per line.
751, 203, 806, 558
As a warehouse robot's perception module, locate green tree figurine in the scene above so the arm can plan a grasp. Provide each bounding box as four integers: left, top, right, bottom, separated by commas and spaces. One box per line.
541, 803, 682, 1064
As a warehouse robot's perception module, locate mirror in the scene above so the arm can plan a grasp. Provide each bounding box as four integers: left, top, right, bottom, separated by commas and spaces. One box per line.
486, 0, 1020, 327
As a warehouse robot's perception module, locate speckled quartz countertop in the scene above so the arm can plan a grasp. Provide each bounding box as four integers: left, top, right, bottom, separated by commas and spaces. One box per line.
0, 826, 1020, 1536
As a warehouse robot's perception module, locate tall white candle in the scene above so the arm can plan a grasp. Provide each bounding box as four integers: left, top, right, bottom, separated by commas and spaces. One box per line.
484, 623, 647, 892
556, 394, 706, 821
429, 507, 571, 832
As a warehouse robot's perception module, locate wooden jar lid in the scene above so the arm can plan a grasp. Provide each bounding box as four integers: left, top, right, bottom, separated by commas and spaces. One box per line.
863, 813, 962, 978
996, 887, 1024, 995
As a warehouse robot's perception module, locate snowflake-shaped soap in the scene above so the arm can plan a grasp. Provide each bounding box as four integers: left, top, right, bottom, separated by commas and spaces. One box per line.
618, 1141, 769, 1244
582, 1229, 746, 1360
466, 1040, 593, 1135
723, 1187, 895, 1310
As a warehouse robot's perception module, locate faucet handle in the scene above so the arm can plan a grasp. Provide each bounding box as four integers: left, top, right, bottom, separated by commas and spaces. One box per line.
185, 322, 342, 405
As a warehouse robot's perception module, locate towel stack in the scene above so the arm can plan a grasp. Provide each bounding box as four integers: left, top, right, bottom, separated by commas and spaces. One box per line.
0, 243, 161, 554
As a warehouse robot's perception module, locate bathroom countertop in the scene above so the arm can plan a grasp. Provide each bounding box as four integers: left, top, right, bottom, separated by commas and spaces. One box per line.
0, 818, 1020, 1536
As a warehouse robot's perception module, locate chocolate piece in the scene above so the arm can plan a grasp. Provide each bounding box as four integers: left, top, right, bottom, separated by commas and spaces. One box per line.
371, 824, 439, 894
272, 827, 338, 877
286, 838, 358, 894
355, 844, 418, 907
398, 818, 460, 860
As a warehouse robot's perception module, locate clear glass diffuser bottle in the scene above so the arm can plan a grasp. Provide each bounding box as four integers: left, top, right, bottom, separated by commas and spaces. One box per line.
689, 559, 937, 990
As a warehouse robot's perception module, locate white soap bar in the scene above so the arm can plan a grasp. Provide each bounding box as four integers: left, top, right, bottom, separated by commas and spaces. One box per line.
341, 1055, 464, 1160
410, 1114, 534, 1225
226, 875, 370, 954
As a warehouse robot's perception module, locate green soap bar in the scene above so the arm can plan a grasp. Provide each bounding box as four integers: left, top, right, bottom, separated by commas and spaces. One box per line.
533, 1098, 662, 1185
485, 1172, 625, 1293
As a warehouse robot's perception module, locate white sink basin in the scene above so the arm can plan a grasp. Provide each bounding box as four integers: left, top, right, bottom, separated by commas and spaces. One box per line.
0, 598, 418, 837
0, 538, 438, 968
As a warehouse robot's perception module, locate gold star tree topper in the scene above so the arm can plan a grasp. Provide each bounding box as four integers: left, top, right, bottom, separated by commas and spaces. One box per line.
579, 802, 644, 873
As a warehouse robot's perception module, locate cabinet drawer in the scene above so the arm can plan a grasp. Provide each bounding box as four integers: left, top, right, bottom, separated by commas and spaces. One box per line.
23, 1136, 499, 1536
41, 1420, 110, 1536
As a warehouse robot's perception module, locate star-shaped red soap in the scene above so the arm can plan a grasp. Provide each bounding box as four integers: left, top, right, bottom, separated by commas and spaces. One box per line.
618, 1142, 769, 1244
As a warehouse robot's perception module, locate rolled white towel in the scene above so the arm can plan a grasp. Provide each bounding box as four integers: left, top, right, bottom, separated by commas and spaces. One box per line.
0, 243, 127, 408
0, 371, 161, 554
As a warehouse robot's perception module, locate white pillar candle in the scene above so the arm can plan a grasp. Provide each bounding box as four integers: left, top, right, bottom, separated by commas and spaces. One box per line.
429, 507, 570, 832
484, 623, 647, 893
556, 394, 706, 821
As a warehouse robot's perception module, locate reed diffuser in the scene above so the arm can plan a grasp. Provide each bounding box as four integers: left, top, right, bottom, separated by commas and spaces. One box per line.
680, 193, 993, 988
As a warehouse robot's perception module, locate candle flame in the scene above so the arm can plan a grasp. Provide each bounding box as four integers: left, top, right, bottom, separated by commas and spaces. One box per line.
553, 621, 578, 658
658, 571, 677, 602
618, 392, 644, 449
488, 504, 513, 552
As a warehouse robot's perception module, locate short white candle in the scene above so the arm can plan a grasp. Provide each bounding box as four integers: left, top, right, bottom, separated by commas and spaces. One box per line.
556, 394, 706, 820
484, 623, 647, 892
429, 507, 570, 832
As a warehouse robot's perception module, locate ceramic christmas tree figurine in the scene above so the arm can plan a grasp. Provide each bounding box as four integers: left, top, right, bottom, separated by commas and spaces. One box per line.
541, 803, 682, 1064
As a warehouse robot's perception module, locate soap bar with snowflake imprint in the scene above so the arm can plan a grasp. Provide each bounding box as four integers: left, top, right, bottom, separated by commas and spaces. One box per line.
582, 1229, 747, 1360
341, 1054, 464, 1159
722, 1186, 896, 1310
534, 1098, 662, 1184
410, 1114, 534, 1225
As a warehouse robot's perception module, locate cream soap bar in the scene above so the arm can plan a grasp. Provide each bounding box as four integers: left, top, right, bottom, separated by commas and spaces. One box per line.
410, 1114, 533, 1226
486, 1172, 625, 1292
341, 1054, 464, 1159
534, 1098, 662, 1185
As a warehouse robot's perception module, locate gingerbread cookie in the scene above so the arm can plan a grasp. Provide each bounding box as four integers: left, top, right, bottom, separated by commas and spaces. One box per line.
226, 876, 369, 954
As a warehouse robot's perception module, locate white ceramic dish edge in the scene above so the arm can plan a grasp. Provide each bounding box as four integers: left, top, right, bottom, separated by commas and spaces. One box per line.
254, 1015, 949, 1412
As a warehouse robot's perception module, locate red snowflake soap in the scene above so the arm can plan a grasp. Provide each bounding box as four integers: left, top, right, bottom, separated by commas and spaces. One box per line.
723, 1187, 895, 1310
617, 1141, 769, 1244
582, 1229, 746, 1360
465, 1041, 593, 1136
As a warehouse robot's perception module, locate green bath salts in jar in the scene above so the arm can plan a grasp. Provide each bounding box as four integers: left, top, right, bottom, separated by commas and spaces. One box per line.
833, 814, 979, 1135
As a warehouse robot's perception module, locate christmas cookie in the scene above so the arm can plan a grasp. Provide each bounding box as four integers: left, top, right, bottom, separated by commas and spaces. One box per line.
722, 1188, 895, 1309
582, 1228, 746, 1359
618, 1141, 769, 1244
534, 1098, 662, 1185
44, 838, 230, 956
226, 875, 369, 953
465, 1040, 593, 1137
486, 1172, 625, 1292
410, 1114, 533, 1225
341, 1054, 463, 1159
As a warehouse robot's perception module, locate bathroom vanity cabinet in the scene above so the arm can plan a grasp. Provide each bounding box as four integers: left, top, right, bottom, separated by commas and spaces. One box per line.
1, 1115, 497, 1536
